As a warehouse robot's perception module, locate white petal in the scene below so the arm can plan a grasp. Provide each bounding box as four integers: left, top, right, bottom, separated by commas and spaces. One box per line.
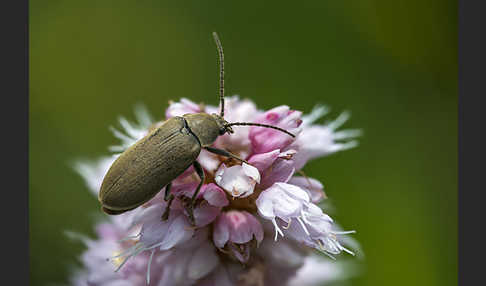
242, 162, 261, 183
214, 163, 227, 185
275, 182, 310, 203
197, 149, 221, 173
255, 190, 276, 220
157, 215, 194, 250
288, 176, 325, 203
215, 164, 256, 198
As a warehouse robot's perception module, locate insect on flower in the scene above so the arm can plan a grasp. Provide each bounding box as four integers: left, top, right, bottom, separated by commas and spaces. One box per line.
74, 32, 361, 286
98, 32, 296, 224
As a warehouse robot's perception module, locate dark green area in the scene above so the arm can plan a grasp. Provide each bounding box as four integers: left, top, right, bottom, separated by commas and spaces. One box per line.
30, 0, 457, 285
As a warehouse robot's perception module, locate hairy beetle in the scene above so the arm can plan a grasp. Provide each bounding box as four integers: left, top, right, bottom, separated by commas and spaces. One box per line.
99, 32, 295, 224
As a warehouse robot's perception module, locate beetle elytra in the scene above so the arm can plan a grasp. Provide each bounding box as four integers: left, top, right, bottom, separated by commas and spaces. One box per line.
98, 32, 295, 224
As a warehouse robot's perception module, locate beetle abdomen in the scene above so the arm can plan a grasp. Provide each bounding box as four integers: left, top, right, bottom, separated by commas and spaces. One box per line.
99, 116, 201, 213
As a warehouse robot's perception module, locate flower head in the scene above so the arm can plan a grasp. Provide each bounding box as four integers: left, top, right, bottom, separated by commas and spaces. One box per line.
249, 105, 303, 154
71, 96, 361, 285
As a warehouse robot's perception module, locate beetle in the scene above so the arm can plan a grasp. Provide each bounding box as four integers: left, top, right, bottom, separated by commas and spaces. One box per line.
98, 32, 295, 224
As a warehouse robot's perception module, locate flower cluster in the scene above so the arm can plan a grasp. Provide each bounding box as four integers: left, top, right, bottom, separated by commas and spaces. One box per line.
72, 96, 361, 286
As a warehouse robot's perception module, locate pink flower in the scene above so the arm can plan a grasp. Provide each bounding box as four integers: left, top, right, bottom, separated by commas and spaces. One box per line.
165, 98, 202, 118
249, 105, 303, 154
213, 210, 264, 263
247, 149, 281, 172
256, 182, 354, 258
170, 183, 228, 227
288, 176, 326, 203
286, 203, 356, 258
290, 105, 361, 170
151, 228, 220, 285
137, 206, 194, 251
207, 96, 258, 152
256, 182, 310, 240
259, 150, 297, 189
72, 97, 361, 286
214, 163, 261, 198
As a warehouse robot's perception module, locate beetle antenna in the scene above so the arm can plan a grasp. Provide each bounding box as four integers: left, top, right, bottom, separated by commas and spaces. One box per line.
225, 122, 295, 138
213, 32, 225, 118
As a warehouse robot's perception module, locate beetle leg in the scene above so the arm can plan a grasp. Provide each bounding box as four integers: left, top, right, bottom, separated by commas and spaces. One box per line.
164, 182, 173, 201
161, 183, 173, 221
204, 146, 249, 164
187, 161, 205, 225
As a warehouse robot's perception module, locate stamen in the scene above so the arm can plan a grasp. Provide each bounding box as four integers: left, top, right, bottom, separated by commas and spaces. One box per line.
301, 210, 312, 225
282, 219, 292, 230
144, 241, 167, 251
297, 216, 310, 236
232, 187, 240, 197
114, 243, 145, 272
272, 218, 284, 241
108, 251, 125, 267
301, 217, 310, 228
340, 245, 355, 256
322, 251, 337, 260
331, 230, 356, 235
109, 243, 141, 260
114, 257, 131, 272
117, 233, 141, 243
317, 240, 336, 260
326, 238, 342, 254
146, 249, 155, 284
283, 167, 296, 183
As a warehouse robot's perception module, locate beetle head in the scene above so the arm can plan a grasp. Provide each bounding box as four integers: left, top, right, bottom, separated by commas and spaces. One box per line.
211, 113, 234, 135
183, 113, 233, 146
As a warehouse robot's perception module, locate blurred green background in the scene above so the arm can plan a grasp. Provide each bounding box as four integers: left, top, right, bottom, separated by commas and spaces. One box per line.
30, 0, 457, 285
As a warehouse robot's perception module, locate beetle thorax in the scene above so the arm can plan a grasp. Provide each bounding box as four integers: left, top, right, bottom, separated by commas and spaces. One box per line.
182, 113, 232, 146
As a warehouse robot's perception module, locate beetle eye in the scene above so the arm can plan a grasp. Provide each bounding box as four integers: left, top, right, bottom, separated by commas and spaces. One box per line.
219, 127, 228, 135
